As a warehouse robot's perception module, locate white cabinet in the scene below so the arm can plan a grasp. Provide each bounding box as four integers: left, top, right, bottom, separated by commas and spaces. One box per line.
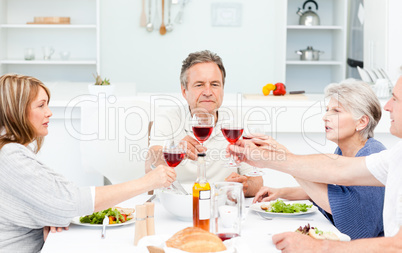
285, 0, 348, 93
0, 0, 99, 82
364, 0, 402, 82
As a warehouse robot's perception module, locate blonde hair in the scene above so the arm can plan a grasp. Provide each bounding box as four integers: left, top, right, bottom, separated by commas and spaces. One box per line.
0, 74, 51, 152
324, 79, 381, 140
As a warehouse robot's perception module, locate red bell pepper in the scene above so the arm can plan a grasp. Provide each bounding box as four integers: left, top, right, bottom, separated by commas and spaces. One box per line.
273, 83, 286, 96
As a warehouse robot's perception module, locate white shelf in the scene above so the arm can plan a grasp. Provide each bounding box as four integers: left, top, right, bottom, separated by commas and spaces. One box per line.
285, 0, 348, 93
0, 0, 100, 82
1, 59, 97, 65
286, 60, 343, 65
287, 25, 343, 30
1, 24, 96, 29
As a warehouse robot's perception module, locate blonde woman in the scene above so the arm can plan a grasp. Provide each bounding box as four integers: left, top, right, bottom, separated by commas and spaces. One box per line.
0, 74, 176, 252
253, 80, 385, 240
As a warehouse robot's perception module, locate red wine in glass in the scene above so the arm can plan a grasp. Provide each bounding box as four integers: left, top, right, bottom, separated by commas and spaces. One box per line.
216, 233, 239, 241
222, 128, 244, 144
192, 126, 213, 143
163, 151, 185, 167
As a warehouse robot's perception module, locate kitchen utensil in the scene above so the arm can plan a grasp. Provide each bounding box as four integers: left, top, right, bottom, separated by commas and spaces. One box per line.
373, 79, 390, 98
134, 205, 147, 245
295, 46, 323, 61
166, 0, 173, 32
42, 46, 54, 60
146, 0, 153, 32
366, 69, 378, 83
59, 51, 70, 60
145, 194, 156, 203
140, 0, 147, 27
24, 48, 35, 60
379, 68, 391, 82
379, 68, 394, 92
357, 66, 373, 83
153, 0, 160, 31
27, 16, 70, 24
172, 181, 190, 195
145, 202, 155, 235
374, 69, 384, 79
101, 215, 109, 239
297, 0, 320, 26
159, 0, 167, 35
289, 90, 305, 94
174, 0, 188, 24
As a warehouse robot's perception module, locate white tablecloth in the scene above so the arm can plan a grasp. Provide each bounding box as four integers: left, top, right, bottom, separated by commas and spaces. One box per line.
42, 194, 342, 253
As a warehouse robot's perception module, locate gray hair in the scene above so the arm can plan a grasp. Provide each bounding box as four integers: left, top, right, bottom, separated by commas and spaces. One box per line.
324, 79, 382, 140
180, 50, 226, 89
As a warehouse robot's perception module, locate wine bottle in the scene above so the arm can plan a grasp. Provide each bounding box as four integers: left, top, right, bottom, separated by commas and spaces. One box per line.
193, 153, 211, 231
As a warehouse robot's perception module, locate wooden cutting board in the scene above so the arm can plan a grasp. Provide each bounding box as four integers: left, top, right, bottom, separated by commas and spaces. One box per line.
27, 17, 70, 24
243, 94, 308, 100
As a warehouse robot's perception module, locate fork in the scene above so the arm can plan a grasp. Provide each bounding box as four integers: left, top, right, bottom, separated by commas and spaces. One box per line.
101, 215, 109, 239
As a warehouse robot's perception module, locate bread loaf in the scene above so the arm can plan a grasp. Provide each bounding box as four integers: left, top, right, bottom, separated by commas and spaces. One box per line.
308, 229, 340, 241
166, 227, 227, 252
114, 207, 135, 219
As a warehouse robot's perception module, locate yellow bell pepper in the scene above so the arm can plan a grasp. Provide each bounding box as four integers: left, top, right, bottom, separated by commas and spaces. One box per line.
262, 83, 276, 96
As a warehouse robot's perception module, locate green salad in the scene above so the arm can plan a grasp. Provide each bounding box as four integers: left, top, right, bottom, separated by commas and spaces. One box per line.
79, 208, 128, 224
266, 200, 312, 213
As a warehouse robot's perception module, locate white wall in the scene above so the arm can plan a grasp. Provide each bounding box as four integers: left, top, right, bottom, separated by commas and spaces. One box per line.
99, 0, 287, 93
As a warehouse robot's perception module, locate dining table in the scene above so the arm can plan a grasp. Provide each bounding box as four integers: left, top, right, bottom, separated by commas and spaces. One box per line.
41, 192, 347, 253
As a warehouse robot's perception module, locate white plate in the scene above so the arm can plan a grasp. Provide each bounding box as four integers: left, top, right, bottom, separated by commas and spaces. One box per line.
70, 215, 135, 227
250, 202, 318, 217
338, 233, 351, 241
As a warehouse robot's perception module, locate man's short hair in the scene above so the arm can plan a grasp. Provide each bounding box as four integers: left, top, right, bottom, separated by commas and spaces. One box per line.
180, 50, 226, 89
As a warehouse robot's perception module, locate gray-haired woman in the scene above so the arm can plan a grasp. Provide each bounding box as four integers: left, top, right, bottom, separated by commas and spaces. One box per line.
253, 80, 385, 240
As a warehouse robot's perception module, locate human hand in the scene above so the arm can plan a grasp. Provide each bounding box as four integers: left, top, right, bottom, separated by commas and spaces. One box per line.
272, 232, 322, 252
252, 186, 281, 203
225, 172, 248, 194
249, 135, 291, 154
226, 138, 288, 168
147, 165, 176, 189
43, 226, 69, 241
182, 135, 207, 161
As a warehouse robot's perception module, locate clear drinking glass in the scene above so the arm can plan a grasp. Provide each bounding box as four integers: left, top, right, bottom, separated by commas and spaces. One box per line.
212, 182, 243, 241
24, 48, 35, 60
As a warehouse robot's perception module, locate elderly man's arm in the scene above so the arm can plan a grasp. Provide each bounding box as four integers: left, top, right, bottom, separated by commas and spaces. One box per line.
273, 228, 402, 253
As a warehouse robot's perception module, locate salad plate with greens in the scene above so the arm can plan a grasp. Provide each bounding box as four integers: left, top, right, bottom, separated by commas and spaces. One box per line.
250, 200, 317, 217
71, 207, 136, 227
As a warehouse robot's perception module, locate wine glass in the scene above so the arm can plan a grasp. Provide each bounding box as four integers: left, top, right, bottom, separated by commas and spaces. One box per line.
221, 121, 243, 168
163, 139, 188, 194
243, 126, 265, 177
163, 139, 187, 168
191, 113, 214, 148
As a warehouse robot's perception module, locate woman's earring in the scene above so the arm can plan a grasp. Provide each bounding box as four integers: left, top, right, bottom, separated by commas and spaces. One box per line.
356, 128, 359, 131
